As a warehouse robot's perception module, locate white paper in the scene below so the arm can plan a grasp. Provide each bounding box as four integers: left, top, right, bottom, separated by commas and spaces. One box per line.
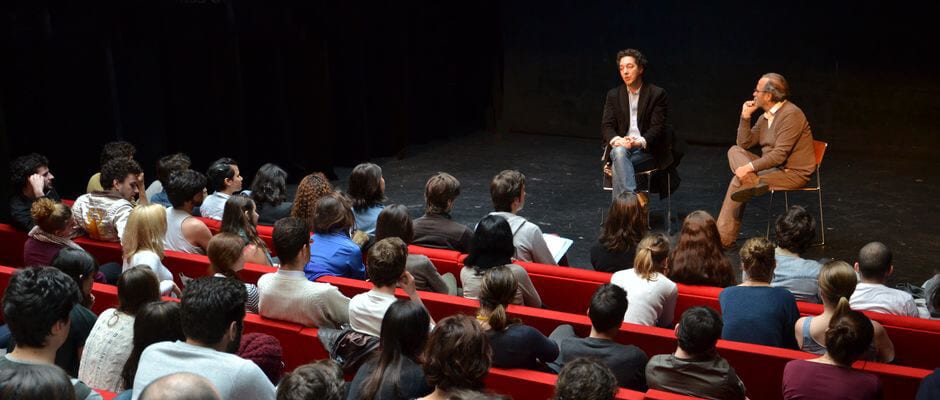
542, 233, 573, 263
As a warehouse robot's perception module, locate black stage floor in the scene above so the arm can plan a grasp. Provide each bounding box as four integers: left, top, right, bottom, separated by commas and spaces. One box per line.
331, 132, 939, 286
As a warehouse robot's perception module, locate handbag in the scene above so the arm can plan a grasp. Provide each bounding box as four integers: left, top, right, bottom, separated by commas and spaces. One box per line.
329, 328, 380, 372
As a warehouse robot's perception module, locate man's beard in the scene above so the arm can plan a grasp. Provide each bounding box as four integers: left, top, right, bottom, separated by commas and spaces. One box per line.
225, 321, 243, 354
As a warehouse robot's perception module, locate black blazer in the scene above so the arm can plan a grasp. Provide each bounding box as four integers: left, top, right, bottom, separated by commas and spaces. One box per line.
601, 83, 674, 170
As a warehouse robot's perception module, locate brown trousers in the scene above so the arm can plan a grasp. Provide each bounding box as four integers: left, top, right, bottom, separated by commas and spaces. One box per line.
717, 146, 808, 247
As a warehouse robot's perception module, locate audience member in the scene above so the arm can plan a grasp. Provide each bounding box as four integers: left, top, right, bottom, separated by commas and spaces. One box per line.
9, 152, 60, 231
237, 332, 284, 385
592, 191, 648, 272
208, 233, 262, 313
221, 195, 274, 266
139, 372, 222, 400
771, 206, 822, 303
250, 163, 292, 225
201, 157, 243, 220
348, 163, 387, 235
461, 215, 542, 307
476, 266, 558, 371
850, 242, 919, 317
667, 211, 736, 287
795, 260, 895, 363
122, 204, 179, 296
646, 306, 746, 400
87, 141, 138, 194
164, 169, 212, 254
349, 238, 429, 337
0, 267, 102, 400
549, 284, 648, 390
149, 153, 192, 207
929, 278, 940, 320
553, 358, 619, 400
412, 172, 473, 253
78, 267, 161, 392
0, 363, 79, 400
782, 310, 883, 399
49, 249, 100, 377
348, 300, 434, 400
131, 277, 275, 400
720, 237, 799, 348
417, 315, 491, 400
120, 301, 185, 391
72, 157, 144, 242
290, 172, 333, 230
23, 198, 80, 266
305, 192, 366, 281
375, 204, 458, 295
917, 368, 940, 400
610, 233, 677, 327
276, 360, 345, 400
487, 169, 556, 265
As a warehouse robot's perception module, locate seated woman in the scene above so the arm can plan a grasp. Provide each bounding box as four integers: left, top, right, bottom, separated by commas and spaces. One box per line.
374, 204, 458, 295
78, 267, 161, 392
221, 195, 274, 266
49, 248, 100, 377
719, 237, 799, 349
460, 215, 542, 307
23, 198, 81, 267
475, 266, 558, 371
347, 300, 434, 400
208, 232, 262, 313
783, 310, 883, 399
305, 192, 367, 281
119, 301, 185, 392
668, 211, 736, 288
417, 314, 491, 400
611, 233, 677, 327
348, 163, 386, 236
591, 191, 648, 273
250, 163, 292, 226
795, 260, 895, 363
121, 204, 179, 296
291, 172, 333, 229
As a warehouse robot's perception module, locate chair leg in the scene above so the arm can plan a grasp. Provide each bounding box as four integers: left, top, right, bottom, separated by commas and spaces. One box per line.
766, 191, 775, 238
817, 188, 826, 246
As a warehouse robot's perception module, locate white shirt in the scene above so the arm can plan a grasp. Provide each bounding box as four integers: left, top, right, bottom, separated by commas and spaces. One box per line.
610, 269, 679, 328
609, 85, 648, 149
850, 282, 919, 317
764, 101, 786, 128
199, 192, 231, 220
348, 289, 397, 337
257, 270, 350, 328
78, 309, 136, 393
123, 250, 176, 295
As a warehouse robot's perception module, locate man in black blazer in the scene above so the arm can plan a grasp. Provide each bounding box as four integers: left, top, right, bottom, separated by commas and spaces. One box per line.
601, 49, 673, 203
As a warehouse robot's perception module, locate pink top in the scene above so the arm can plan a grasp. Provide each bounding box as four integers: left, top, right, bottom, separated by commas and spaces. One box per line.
782, 359, 882, 400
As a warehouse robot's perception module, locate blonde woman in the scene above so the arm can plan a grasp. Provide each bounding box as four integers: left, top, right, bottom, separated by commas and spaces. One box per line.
610, 233, 678, 327
122, 204, 180, 296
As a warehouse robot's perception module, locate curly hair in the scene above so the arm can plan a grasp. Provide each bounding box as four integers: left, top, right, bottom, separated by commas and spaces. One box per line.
423, 314, 491, 392
2, 267, 79, 348
668, 211, 736, 287
99, 141, 136, 168
10, 153, 48, 189
99, 158, 142, 191
291, 172, 333, 229
616, 48, 647, 69
774, 205, 815, 254
30, 198, 72, 233
554, 358, 618, 400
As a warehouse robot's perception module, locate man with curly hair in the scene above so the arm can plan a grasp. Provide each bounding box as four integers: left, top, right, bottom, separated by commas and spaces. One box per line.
8, 153, 60, 231
71, 158, 144, 241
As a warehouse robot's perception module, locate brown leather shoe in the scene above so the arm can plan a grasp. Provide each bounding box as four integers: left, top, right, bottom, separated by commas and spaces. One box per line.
731, 182, 769, 203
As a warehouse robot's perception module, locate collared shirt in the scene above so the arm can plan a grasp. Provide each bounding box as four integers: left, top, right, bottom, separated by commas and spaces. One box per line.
764, 100, 787, 128
200, 192, 231, 220
610, 85, 647, 149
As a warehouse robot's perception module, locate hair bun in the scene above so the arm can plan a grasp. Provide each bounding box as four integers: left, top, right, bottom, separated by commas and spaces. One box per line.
30, 197, 55, 221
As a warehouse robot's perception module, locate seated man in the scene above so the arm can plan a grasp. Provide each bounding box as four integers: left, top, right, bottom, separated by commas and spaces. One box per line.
771, 206, 822, 303
139, 372, 222, 400
549, 284, 648, 391
646, 306, 746, 400
276, 361, 346, 400
487, 170, 556, 265
601, 48, 672, 205
8, 153, 60, 231
412, 172, 473, 253
72, 158, 144, 242
164, 170, 212, 254
716, 73, 816, 248
553, 358, 619, 400
149, 153, 191, 208
850, 242, 919, 317
87, 141, 139, 194
200, 157, 243, 220
258, 217, 351, 328
349, 237, 429, 337
131, 277, 275, 400
0, 267, 102, 400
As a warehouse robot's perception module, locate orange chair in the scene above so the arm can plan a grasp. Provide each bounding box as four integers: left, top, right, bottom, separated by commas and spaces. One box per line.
765, 140, 828, 245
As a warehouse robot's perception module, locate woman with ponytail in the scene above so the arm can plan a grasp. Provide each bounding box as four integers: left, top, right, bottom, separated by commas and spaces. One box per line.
794, 260, 894, 363
782, 310, 883, 399
22, 198, 81, 266
610, 233, 678, 327
475, 266, 558, 371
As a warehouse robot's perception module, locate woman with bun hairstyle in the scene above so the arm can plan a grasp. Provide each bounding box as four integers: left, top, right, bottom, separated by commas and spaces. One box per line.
22, 198, 81, 267
794, 260, 894, 363
610, 233, 678, 327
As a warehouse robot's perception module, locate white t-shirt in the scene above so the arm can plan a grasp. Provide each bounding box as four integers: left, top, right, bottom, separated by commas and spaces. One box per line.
123, 250, 176, 295
850, 282, 919, 317
78, 309, 136, 392
611, 268, 679, 328
348, 290, 397, 337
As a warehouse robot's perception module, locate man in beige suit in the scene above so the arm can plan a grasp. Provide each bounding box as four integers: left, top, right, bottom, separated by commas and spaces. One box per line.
717, 73, 816, 248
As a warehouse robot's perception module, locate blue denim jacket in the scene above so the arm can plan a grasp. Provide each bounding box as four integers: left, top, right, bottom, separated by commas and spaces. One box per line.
771, 250, 822, 303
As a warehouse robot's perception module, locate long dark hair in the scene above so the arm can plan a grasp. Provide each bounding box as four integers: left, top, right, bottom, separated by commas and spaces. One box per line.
464, 215, 515, 273
0, 363, 76, 400
348, 163, 385, 211
120, 301, 185, 390
374, 204, 414, 244
598, 191, 647, 253
668, 211, 736, 287
51, 248, 98, 308
117, 267, 161, 315
221, 195, 268, 251
250, 163, 288, 207
360, 300, 431, 400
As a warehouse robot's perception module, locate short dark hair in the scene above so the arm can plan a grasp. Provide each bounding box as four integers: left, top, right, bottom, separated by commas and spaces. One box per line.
51, 248, 99, 306
589, 284, 628, 332
273, 217, 311, 265
553, 358, 618, 400
374, 204, 414, 244
857, 242, 892, 279
180, 277, 247, 346
425, 172, 461, 215
206, 157, 238, 193
251, 163, 288, 207
489, 170, 525, 212
423, 314, 491, 392
166, 170, 207, 208
616, 48, 647, 69
774, 206, 815, 254
0, 363, 76, 400
10, 153, 49, 189
739, 237, 776, 283
2, 267, 79, 348
313, 192, 355, 234
99, 140, 136, 168
276, 360, 345, 400
367, 237, 408, 287
825, 310, 875, 366
99, 157, 143, 190
761, 72, 790, 102
676, 306, 723, 355
348, 163, 385, 211
464, 215, 515, 271
140, 372, 222, 400
117, 266, 161, 315
156, 153, 192, 186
